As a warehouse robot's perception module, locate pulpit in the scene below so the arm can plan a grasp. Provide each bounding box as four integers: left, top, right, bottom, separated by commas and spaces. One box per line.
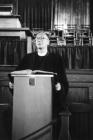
11, 73, 54, 140
0, 14, 34, 65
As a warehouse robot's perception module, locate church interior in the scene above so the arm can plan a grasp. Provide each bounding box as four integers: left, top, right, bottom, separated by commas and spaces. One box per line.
0, 0, 93, 140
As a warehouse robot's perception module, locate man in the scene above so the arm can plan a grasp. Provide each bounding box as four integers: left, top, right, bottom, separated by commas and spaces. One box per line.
9, 31, 68, 139
9, 31, 68, 109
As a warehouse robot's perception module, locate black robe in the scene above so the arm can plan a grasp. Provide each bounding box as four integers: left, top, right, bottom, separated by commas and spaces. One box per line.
16, 51, 69, 112
9, 51, 69, 139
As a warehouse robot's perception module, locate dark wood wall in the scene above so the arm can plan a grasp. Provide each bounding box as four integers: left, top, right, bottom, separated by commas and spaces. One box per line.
67, 70, 93, 140
0, 66, 93, 140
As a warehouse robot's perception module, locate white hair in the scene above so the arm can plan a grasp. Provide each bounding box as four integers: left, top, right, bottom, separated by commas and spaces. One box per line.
36, 32, 50, 45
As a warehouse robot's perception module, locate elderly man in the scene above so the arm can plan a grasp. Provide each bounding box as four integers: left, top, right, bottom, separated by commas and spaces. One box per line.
9, 31, 68, 139
17, 32, 68, 91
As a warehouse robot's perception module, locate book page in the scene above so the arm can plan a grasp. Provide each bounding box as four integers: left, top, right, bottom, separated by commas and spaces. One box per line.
32, 70, 57, 75
11, 69, 32, 75
11, 69, 57, 76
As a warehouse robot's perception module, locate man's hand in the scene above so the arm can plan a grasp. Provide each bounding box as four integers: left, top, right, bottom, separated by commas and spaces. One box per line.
55, 82, 61, 91
9, 82, 14, 89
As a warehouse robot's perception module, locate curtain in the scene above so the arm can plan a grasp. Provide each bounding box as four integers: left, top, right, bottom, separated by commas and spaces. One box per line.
18, 0, 52, 30
54, 0, 90, 29
18, 0, 90, 30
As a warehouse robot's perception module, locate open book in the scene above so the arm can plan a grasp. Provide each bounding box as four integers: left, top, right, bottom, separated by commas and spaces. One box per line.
11, 69, 57, 76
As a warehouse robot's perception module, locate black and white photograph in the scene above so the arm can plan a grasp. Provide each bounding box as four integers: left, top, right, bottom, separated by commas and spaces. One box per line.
0, 0, 93, 140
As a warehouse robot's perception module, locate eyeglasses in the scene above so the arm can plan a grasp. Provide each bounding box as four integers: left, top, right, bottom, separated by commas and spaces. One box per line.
36, 37, 47, 40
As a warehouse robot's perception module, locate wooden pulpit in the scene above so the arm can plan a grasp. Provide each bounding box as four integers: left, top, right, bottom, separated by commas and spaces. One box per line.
11, 73, 53, 140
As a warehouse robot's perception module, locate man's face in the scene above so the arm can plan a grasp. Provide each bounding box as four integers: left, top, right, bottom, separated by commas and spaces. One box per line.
36, 33, 49, 50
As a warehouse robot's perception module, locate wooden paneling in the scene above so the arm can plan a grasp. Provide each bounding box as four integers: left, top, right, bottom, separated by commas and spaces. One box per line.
66, 70, 93, 140
0, 67, 93, 140
67, 70, 93, 103
0, 68, 93, 107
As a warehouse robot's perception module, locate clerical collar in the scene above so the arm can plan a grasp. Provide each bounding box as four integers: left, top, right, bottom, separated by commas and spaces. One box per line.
37, 50, 48, 56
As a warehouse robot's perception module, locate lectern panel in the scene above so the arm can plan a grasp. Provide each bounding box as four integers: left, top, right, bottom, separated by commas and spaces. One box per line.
12, 75, 53, 140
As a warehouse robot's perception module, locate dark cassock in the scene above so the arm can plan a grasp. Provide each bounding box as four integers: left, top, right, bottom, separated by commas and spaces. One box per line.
16, 51, 69, 113
9, 51, 69, 139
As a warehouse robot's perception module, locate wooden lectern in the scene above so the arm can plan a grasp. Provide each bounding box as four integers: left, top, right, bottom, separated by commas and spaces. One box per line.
12, 73, 53, 140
